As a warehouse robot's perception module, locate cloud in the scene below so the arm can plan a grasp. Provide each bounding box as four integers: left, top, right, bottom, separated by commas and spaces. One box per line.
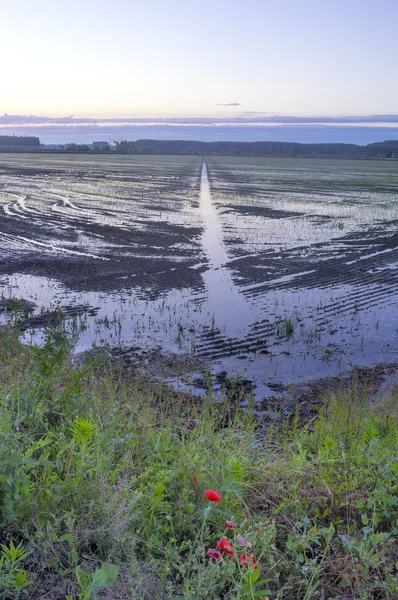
3, 112, 398, 127
0, 113, 76, 124
216, 103, 241, 107
2, 113, 398, 137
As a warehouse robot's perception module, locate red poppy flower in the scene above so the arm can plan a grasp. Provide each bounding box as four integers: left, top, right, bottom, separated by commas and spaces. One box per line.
225, 520, 238, 529
217, 536, 235, 557
238, 552, 258, 569
205, 489, 222, 504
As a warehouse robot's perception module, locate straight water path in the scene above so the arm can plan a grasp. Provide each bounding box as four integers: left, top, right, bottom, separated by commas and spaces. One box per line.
199, 162, 254, 337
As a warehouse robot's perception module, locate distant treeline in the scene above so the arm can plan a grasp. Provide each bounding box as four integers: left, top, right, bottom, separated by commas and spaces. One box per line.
0, 135, 40, 148
115, 139, 398, 157
1, 135, 398, 157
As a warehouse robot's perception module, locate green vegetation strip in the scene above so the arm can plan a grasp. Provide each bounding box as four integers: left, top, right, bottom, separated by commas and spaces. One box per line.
0, 323, 397, 599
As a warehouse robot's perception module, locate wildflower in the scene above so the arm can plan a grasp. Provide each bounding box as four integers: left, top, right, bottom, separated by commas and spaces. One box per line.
225, 520, 238, 529
217, 536, 235, 557
237, 533, 252, 547
207, 548, 222, 561
238, 552, 258, 569
205, 489, 222, 504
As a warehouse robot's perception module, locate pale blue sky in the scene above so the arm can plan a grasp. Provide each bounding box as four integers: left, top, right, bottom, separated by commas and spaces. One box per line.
1, 0, 398, 118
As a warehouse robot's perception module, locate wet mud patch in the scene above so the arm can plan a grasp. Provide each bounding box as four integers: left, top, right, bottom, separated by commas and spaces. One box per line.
220, 204, 304, 219
0, 250, 205, 297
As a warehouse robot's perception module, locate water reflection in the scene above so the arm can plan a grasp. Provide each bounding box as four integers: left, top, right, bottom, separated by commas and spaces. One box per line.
199, 162, 254, 337
1, 155, 398, 399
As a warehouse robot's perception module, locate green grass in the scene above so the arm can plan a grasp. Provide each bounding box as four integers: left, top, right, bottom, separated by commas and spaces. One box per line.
0, 322, 397, 599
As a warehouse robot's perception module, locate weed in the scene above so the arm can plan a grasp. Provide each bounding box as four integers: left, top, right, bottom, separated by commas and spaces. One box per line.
0, 540, 32, 599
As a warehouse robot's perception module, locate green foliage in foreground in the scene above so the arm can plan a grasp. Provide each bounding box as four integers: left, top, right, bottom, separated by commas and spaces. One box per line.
0, 324, 397, 599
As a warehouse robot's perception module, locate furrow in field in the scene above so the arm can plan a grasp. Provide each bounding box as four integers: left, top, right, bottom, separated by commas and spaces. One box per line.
314, 286, 398, 322
194, 273, 398, 360
195, 325, 275, 357
298, 273, 398, 317
239, 241, 398, 297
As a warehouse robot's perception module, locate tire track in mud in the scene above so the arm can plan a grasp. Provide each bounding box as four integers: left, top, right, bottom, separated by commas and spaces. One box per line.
0, 192, 33, 219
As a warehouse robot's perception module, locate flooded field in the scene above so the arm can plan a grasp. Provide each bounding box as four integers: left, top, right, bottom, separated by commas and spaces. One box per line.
1, 153, 398, 399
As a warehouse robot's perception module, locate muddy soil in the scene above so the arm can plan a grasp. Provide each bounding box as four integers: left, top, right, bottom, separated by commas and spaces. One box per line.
1, 153, 398, 400
0, 154, 204, 297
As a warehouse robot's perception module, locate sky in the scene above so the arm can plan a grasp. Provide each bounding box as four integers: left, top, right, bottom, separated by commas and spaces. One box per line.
1, 0, 398, 143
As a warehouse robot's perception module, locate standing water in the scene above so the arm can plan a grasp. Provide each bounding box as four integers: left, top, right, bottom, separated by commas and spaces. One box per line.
1, 153, 398, 398
199, 162, 254, 337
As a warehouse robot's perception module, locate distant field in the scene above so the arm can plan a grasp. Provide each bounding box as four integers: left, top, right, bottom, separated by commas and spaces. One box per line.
1, 153, 398, 396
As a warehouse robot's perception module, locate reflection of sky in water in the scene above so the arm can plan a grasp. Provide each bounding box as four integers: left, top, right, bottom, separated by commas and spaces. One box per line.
200, 162, 254, 336
1, 155, 398, 397
1, 270, 398, 400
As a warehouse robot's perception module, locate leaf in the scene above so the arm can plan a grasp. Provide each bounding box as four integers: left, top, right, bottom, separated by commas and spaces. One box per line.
75, 565, 90, 588
256, 578, 272, 589
90, 563, 119, 590
249, 567, 261, 584
15, 568, 32, 590
1, 540, 28, 562
362, 527, 372, 535
371, 532, 389, 545
59, 533, 74, 544
25, 436, 53, 458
